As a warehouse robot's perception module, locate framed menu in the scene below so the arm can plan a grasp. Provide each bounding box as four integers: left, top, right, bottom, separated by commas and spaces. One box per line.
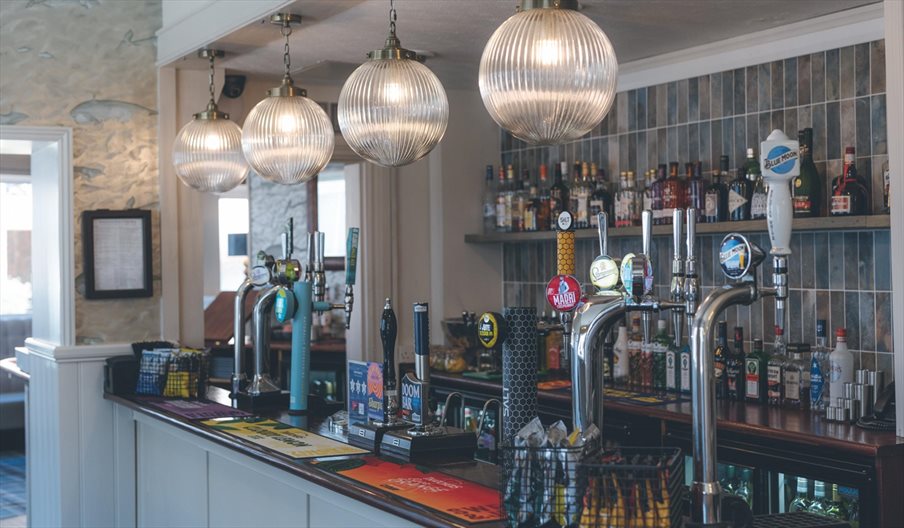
82, 209, 152, 299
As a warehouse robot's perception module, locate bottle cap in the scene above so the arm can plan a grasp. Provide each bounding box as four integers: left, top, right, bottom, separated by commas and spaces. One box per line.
774, 325, 784, 336
836, 328, 847, 338
747, 147, 754, 157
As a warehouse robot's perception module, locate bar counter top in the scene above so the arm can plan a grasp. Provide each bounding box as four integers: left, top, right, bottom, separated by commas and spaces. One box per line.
106, 387, 503, 528
431, 372, 903, 457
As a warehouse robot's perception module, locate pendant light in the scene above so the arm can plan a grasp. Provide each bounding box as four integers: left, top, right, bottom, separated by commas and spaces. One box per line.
172, 49, 249, 193
338, 0, 448, 167
241, 14, 334, 185
478, 0, 618, 145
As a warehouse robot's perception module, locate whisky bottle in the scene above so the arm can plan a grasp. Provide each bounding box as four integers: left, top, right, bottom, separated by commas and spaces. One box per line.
615, 171, 631, 227
713, 321, 729, 400
793, 128, 821, 217
767, 326, 787, 406
784, 343, 811, 409
704, 155, 729, 223
660, 162, 683, 225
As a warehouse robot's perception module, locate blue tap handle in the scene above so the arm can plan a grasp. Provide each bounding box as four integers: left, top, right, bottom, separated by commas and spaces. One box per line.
345, 228, 359, 286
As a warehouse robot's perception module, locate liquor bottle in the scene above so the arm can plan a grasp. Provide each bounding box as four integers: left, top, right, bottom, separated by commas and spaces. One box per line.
793, 128, 821, 217
629, 171, 643, 225
809, 481, 827, 514
745, 338, 767, 404
704, 155, 730, 223
831, 147, 870, 216
495, 166, 509, 232
616, 171, 639, 228
482, 165, 496, 233
828, 328, 853, 402
726, 326, 745, 401
537, 163, 551, 231
524, 175, 538, 232
513, 169, 529, 232
549, 162, 569, 229
728, 160, 752, 221
789, 478, 810, 512
660, 162, 683, 225
810, 319, 830, 411
666, 327, 678, 392
767, 326, 787, 405
651, 164, 667, 224
652, 320, 668, 391
686, 161, 706, 221
713, 321, 729, 400
569, 162, 584, 227
613, 324, 629, 386
679, 341, 692, 395
783, 343, 810, 409
615, 171, 630, 227
628, 318, 644, 389
825, 484, 849, 521
573, 162, 592, 228
642, 169, 654, 212
748, 150, 767, 220
589, 165, 612, 229
505, 164, 517, 231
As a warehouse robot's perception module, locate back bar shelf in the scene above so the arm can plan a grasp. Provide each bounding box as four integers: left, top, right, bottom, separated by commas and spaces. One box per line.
464, 214, 890, 244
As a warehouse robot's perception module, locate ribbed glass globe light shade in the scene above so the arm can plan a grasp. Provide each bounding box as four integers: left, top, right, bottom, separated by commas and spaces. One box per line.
339, 57, 448, 167
173, 114, 249, 194
241, 93, 335, 185
478, 6, 618, 145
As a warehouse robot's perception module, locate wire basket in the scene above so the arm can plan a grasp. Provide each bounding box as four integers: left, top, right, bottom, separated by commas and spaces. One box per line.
162, 349, 209, 399
580, 447, 684, 528
499, 445, 684, 528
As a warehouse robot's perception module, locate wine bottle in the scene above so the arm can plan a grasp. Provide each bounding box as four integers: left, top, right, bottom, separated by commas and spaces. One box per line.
704, 155, 729, 223
793, 128, 821, 217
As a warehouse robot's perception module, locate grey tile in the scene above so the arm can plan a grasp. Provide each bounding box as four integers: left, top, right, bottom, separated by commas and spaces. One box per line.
678, 124, 689, 162
826, 101, 841, 160
800, 232, 815, 289
628, 132, 637, 171
647, 129, 658, 169
798, 105, 812, 131
617, 92, 629, 134
619, 134, 629, 172
722, 117, 736, 166
711, 73, 723, 119
734, 118, 746, 166
700, 121, 711, 170
826, 48, 840, 101
844, 232, 859, 290
840, 46, 855, 100
859, 351, 875, 372
830, 291, 845, 339
870, 40, 885, 94
874, 230, 890, 291
689, 78, 699, 123
722, 71, 735, 117
789, 289, 802, 343
811, 51, 826, 103
875, 291, 892, 352
711, 119, 722, 167
750, 289, 763, 338
855, 96, 871, 157
668, 82, 678, 126
829, 233, 844, 287
762, 296, 775, 338
798, 54, 811, 106
657, 127, 668, 165
678, 79, 689, 124
746, 115, 758, 156
636, 87, 647, 132
871, 94, 887, 155
860, 291, 876, 351
636, 131, 646, 172
628, 90, 638, 131
608, 97, 619, 135
609, 137, 619, 176
745, 65, 758, 114
657, 82, 668, 128
855, 43, 870, 97
802, 289, 817, 343
688, 122, 700, 163
668, 125, 679, 162
814, 232, 829, 289
871, 154, 888, 213
758, 112, 772, 151
770, 110, 784, 138
784, 108, 798, 139
699, 75, 711, 122
646, 85, 657, 130
734, 68, 746, 116
784, 57, 798, 108
812, 104, 827, 161
789, 233, 802, 288
844, 292, 860, 350
771, 60, 784, 109
875, 353, 894, 385
757, 62, 771, 112
840, 99, 856, 155
859, 231, 874, 290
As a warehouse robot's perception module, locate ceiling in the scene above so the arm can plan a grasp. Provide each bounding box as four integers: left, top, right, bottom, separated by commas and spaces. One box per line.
205, 0, 879, 89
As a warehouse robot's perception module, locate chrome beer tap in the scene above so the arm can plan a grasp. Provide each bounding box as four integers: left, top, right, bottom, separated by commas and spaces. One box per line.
670, 209, 686, 346
231, 252, 275, 399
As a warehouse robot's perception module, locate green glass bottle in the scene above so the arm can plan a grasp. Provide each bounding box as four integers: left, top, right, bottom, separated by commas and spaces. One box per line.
793, 128, 821, 217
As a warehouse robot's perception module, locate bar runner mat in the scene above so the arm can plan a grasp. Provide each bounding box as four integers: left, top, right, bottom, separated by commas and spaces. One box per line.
137, 397, 252, 420
312, 456, 504, 524
203, 417, 367, 459
536, 381, 690, 406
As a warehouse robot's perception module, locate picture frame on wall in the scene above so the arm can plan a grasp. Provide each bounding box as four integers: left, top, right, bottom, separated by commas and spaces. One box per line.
82, 209, 153, 299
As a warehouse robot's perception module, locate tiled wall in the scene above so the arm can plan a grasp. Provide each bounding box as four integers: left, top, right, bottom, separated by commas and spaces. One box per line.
0, 1, 162, 343
500, 40, 893, 378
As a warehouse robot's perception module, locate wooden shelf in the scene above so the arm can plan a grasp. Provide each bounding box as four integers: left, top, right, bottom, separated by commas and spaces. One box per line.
464, 214, 890, 244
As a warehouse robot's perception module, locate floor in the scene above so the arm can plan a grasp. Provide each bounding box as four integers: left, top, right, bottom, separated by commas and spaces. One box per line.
0, 450, 26, 525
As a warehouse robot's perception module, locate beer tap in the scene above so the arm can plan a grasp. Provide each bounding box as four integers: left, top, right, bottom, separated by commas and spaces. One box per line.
670, 209, 686, 346
231, 252, 275, 400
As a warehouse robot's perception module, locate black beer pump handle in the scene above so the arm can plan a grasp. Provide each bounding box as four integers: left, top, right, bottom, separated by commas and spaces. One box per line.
381, 298, 397, 388
414, 303, 429, 358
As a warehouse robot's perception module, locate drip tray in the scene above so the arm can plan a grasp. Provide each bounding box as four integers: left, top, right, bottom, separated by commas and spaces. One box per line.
752, 512, 851, 528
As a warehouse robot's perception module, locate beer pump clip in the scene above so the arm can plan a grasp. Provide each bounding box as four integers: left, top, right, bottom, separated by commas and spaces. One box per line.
380, 303, 477, 463
348, 298, 410, 452
475, 311, 506, 376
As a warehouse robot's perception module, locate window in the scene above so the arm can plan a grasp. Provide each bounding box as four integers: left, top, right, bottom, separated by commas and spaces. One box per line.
307, 162, 349, 270
218, 196, 249, 292
0, 149, 32, 315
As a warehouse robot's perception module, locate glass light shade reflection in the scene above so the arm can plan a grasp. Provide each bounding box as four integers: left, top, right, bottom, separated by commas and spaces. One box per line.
478, 7, 618, 145
172, 117, 249, 193
241, 95, 335, 185
338, 58, 448, 167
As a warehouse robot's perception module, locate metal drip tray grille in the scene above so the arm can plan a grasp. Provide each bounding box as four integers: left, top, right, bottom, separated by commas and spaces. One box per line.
752, 512, 851, 528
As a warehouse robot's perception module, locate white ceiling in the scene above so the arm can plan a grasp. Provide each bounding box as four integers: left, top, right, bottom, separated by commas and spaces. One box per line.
205, 0, 879, 89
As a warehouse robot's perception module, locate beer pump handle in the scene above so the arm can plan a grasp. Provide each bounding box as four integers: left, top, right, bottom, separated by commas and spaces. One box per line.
556, 211, 575, 276
345, 228, 359, 286
686, 209, 697, 263
413, 303, 430, 381
597, 212, 608, 256
672, 209, 683, 262
381, 299, 397, 388
641, 210, 653, 260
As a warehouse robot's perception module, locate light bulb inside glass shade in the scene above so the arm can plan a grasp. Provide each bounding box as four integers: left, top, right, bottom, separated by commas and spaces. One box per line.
338, 58, 448, 167
173, 117, 249, 193
241, 94, 335, 185
478, 8, 618, 146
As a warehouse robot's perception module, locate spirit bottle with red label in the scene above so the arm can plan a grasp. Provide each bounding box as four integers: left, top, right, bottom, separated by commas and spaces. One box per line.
659, 162, 683, 225
830, 147, 870, 216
